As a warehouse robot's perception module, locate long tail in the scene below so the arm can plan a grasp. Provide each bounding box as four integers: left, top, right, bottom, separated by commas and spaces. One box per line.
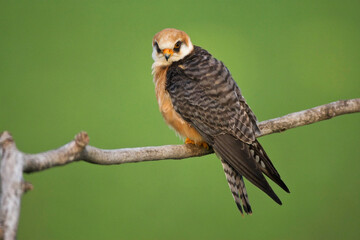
214, 134, 289, 205
221, 158, 252, 215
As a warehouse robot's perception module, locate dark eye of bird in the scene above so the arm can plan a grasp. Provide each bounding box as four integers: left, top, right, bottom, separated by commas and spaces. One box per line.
173, 41, 182, 52
154, 42, 161, 53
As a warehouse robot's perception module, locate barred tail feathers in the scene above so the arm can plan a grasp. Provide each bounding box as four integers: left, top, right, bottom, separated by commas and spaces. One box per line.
236, 174, 252, 214
221, 159, 252, 215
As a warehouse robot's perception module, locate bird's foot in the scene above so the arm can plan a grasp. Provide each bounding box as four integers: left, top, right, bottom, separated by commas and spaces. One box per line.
185, 138, 209, 150
185, 137, 195, 145
200, 142, 210, 150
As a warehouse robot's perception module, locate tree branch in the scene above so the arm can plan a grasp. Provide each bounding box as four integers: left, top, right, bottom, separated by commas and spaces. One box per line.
0, 98, 359, 240
0, 132, 24, 240
258, 98, 360, 136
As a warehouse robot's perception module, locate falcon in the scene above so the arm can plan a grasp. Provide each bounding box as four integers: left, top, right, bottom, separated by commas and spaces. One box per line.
152, 28, 289, 214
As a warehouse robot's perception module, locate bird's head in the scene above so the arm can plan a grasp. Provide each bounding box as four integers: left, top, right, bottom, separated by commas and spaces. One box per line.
152, 28, 194, 66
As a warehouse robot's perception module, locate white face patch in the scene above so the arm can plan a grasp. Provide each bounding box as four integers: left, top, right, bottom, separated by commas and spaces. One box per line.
152, 38, 194, 67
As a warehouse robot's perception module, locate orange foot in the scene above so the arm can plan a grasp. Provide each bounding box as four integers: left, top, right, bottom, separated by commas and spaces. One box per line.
185, 138, 210, 150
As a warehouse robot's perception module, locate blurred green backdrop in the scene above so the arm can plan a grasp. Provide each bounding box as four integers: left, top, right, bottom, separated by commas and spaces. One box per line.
1, 0, 359, 239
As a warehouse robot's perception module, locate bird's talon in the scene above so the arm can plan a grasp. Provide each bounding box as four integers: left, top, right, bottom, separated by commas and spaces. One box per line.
185, 138, 209, 149
201, 142, 209, 150
185, 138, 195, 145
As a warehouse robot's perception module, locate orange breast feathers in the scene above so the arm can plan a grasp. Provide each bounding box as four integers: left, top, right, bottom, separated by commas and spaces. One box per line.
153, 66, 205, 144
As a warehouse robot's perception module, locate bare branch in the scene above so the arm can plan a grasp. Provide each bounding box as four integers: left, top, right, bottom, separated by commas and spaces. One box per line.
258, 99, 360, 136
18, 98, 360, 171
81, 144, 214, 165
23, 131, 89, 173
23, 140, 213, 173
0, 98, 359, 239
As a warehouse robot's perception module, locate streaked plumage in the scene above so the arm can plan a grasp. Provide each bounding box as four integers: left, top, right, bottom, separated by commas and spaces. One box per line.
152, 28, 289, 214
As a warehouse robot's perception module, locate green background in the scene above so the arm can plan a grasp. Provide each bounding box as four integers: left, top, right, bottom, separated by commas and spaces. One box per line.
1, 1, 359, 239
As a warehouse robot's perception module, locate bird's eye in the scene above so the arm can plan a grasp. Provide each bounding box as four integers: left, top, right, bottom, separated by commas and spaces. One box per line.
154, 42, 161, 53
173, 41, 182, 52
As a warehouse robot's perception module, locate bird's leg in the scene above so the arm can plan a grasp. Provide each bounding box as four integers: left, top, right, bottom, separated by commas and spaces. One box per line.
185, 138, 209, 150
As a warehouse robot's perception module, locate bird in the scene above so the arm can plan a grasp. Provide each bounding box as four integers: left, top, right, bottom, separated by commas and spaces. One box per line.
151, 28, 289, 214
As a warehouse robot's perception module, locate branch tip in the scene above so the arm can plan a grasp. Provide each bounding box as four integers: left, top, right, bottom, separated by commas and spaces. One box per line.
0, 131, 14, 146
75, 131, 89, 148
22, 181, 34, 193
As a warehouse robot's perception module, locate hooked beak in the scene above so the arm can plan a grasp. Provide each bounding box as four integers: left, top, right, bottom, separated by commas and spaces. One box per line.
163, 49, 173, 61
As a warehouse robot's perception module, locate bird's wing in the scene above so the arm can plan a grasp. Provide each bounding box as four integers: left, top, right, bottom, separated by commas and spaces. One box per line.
166, 46, 257, 145
250, 140, 290, 193
166, 46, 288, 204
236, 87, 261, 135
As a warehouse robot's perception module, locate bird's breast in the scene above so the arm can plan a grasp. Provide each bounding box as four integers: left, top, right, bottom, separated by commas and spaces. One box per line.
152, 65, 204, 143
